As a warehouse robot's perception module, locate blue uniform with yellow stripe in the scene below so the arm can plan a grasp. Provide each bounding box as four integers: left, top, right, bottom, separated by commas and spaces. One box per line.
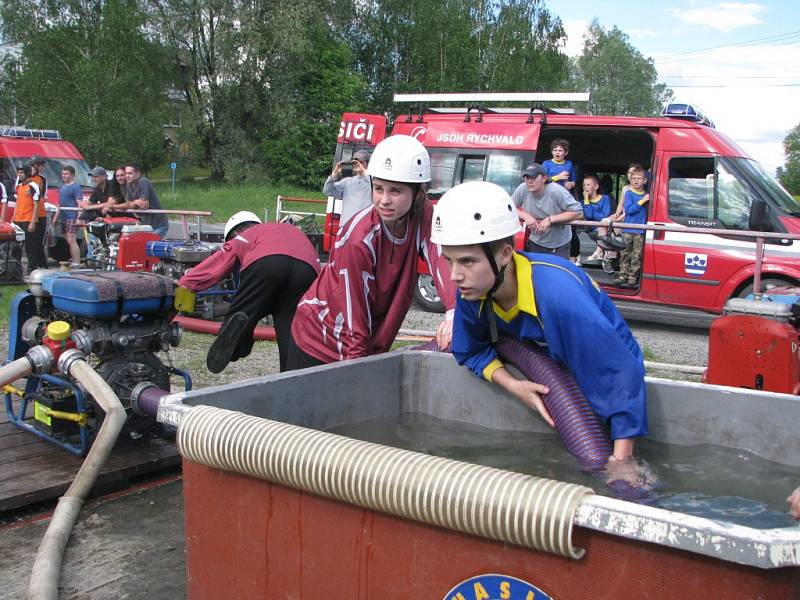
451, 252, 648, 440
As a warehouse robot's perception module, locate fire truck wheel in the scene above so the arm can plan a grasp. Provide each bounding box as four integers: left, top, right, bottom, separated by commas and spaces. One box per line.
414, 274, 445, 313
736, 277, 796, 299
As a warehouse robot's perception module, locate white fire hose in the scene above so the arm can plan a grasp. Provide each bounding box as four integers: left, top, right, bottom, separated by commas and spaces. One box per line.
0, 327, 126, 600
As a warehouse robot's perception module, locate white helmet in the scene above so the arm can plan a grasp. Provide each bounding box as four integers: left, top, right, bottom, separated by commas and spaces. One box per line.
431, 181, 521, 246
367, 135, 431, 183
224, 211, 261, 240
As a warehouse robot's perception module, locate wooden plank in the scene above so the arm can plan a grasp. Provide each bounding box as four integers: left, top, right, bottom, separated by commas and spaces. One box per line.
0, 435, 180, 513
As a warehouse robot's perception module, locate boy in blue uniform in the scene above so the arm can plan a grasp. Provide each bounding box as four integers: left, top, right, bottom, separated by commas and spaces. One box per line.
431, 181, 649, 476
617, 166, 650, 288
580, 174, 612, 263
542, 138, 576, 191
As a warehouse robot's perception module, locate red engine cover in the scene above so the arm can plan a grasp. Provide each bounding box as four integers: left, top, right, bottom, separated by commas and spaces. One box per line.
704, 315, 800, 394
116, 230, 161, 271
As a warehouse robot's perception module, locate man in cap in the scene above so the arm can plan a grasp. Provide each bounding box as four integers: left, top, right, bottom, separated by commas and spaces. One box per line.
511, 163, 583, 259
322, 149, 372, 226
80, 167, 113, 223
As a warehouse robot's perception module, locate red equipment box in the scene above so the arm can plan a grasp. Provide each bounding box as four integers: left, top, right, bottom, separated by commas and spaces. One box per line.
704, 299, 800, 394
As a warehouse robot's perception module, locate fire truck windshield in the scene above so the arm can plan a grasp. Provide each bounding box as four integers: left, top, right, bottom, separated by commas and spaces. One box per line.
428, 149, 529, 199
733, 158, 800, 217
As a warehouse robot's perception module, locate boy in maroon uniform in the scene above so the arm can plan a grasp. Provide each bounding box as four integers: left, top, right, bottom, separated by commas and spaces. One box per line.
177, 211, 320, 373
287, 135, 456, 369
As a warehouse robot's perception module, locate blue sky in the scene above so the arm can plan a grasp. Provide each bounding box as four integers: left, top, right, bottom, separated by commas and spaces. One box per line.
546, 0, 800, 172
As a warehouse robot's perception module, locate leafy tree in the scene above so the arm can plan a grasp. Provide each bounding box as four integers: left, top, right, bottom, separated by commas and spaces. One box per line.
353, 0, 568, 113
145, 0, 361, 182
777, 123, 800, 195
0, 0, 171, 170
571, 19, 672, 116
263, 28, 367, 188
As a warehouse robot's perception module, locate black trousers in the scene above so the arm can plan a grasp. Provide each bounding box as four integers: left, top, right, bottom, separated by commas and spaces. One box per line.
284, 331, 326, 372
15, 218, 48, 272
225, 255, 318, 372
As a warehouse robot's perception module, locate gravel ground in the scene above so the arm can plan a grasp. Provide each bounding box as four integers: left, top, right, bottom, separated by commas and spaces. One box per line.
163, 301, 708, 390
0, 300, 709, 393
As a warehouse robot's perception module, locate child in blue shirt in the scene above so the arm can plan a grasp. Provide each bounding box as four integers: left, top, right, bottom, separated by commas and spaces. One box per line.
581, 174, 612, 262
542, 138, 576, 191
431, 180, 649, 484
617, 166, 650, 288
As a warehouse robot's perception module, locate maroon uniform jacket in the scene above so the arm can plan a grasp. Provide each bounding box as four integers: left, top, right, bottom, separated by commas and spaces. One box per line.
178, 223, 320, 292
291, 201, 456, 362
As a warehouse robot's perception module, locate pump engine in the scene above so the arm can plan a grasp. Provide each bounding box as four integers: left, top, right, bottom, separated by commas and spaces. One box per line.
85, 217, 161, 272
704, 290, 800, 395
4, 268, 189, 455
148, 239, 236, 319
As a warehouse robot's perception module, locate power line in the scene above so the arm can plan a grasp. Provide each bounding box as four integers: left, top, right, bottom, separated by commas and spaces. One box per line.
668, 83, 800, 88
655, 30, 800, 63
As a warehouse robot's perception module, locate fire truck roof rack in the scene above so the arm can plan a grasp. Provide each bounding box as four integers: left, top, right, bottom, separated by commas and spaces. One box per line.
1, 126, 63, 140
394, 93, 590, 103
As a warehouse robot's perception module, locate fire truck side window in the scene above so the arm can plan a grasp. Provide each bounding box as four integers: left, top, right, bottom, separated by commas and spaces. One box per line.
429, 151, 457, 198
486, 154, 525, 195
458, 156, 486, 183
715, 160, 752, 230
667, 157, 715, 221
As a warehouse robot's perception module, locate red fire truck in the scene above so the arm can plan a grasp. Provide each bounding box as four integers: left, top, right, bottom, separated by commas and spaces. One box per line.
325, 94, 800, 319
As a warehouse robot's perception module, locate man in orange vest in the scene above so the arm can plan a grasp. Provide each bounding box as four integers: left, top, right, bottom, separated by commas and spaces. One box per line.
13, 163, 47, 273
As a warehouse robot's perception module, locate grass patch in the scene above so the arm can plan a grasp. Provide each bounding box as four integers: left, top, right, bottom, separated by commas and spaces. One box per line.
0, 285, 28, 329
152, 181, 326, 225
641, 345, 657, 362
148, 164, 212, 181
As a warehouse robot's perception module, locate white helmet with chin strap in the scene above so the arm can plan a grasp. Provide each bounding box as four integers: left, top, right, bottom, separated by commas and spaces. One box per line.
431, 181, 521, 246
367, 135, 431, 183
432, 181, 522, 344
224, 211, 261, 241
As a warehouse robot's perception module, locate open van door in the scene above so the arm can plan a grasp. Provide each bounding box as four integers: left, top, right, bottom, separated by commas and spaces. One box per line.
324, 113, 387, 252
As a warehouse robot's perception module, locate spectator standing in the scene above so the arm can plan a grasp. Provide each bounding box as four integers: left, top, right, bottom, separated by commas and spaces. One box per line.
0, 177, 7, 222
511, 163, 583, 259
120, 163, 169, 238
29, 157, 49, 264
59, 165, 83, 266
2, 167, 24, 222
616, 167, 650, 288
322, 149, 372, 226
13, 164, 47, 272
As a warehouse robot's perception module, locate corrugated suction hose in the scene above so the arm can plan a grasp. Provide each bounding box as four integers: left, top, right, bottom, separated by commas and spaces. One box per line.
178, 405, 593, 559
414, 335, 613, 471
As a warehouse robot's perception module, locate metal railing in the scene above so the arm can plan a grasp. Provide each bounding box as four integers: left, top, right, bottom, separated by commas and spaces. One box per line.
567, 218, 800, 298
58, 207, 212, 240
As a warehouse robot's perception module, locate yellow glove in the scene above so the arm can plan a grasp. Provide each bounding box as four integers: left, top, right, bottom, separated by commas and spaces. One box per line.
174, 286, 196, 313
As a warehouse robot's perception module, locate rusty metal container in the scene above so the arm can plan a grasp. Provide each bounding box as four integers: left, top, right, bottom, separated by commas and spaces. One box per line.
161, 351, 800, 599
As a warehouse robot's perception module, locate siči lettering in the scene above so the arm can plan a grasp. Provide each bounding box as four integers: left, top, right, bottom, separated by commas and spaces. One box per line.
449, 594, 466, 600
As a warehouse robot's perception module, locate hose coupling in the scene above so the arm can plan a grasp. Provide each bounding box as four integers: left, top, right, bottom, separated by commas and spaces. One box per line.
58, 348, 87, 376
70, 329, 93, 355
26, 345, 54, 374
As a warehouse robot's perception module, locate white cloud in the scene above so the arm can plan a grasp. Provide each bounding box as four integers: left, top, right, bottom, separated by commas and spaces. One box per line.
671, 3, 766, 32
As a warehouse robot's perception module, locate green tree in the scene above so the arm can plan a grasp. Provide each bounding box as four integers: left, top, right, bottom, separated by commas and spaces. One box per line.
571, 19, 672, 116
145, 0, 361, 182
353, 0, 568, 113
777, 123, 800, 195
0, 0, 171, 170
263, 28, 367, 188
